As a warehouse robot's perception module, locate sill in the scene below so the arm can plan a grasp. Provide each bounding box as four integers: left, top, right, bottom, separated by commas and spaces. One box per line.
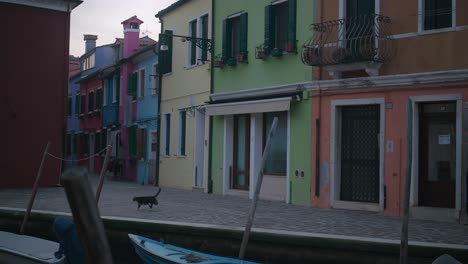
184, 64, 198, 70
162, 72, 173, 77
176, 154, 187, 159
112, 100, 118, 104
419, 26, 456, 35
225, 189, 249, 198
137, 96, 144, 101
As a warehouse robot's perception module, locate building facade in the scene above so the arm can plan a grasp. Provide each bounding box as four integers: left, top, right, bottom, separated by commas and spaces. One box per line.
303, 0, 468, 222
207, 0, 314, 205
156, 0, 211, 191
0, 0, 81, 188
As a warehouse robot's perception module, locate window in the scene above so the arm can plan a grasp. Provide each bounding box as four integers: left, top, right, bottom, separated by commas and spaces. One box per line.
95, 132, 101, 152
83, 134, 89, 155
82, 53, 96, 71
189, 19, 198, 66
72, 133, 78, 155
88, 91, 94, 113
423, 0, 452, 30
178, 110, 187, 156
265, 0, 297, 53
128, 72, 137, 99
263, 112, 287, 175
130, 22, 139, 29
75, 93, 80, 116
68, 96, 72, 117
80, 94, 86, 114
129, 125, 137, 157
103, 80, 108, 106
96, 89, 102, 110
164, 113, 171, 156
222, 13, 248, 63
66, 134, 71, 155
151, 64, 159, 96
159, 30, 173, 74
137, 128, 147, 160
101, 128, 107, 150
201, 14, 209, 62
138, 68, 145, 98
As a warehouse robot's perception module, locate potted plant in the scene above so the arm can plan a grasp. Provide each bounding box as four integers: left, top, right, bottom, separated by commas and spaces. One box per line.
226, 57, 237, 66
255, 45, 266, 59
271, 48, 283, 57
213, 54, 224, 68
236, 53, 248, 63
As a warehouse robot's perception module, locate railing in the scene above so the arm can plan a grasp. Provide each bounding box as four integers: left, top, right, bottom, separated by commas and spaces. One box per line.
103, 104, 119, 127
301, 14, 395, 67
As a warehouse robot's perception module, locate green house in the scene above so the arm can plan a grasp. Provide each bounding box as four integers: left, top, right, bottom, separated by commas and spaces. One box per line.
206, 0, 314, 205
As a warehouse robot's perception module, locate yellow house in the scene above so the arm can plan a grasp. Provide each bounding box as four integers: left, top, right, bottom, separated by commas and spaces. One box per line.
156, 0, 211, 191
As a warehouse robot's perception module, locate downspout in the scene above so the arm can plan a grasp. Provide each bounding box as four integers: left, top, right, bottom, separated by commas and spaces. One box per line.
154, 16, 164, 187
314, 0, 324, 197
207, 0, 215, 193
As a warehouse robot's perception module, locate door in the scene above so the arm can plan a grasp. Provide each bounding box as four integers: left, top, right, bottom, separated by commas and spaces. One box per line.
194, 109, 206, 187
340, 104, 380, 203
346, 0, 375, 60
148, 131, 157, 185
233, 114, 250, 190
89, 133, 95, 173
418, 102, 456, 208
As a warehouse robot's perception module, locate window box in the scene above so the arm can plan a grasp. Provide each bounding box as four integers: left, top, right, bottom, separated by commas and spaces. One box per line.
226, 58, 237, 66
255, 45, 267, 59
213, 55, 225, 68
302, 46, 320, 65
271, 48, 283, 57
236, 54, 248, 63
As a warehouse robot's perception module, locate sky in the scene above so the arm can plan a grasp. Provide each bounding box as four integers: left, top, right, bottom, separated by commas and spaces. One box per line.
69, 0, 178, 57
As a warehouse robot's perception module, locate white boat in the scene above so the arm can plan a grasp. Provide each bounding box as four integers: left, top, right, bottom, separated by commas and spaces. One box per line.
0, 231, 65, 264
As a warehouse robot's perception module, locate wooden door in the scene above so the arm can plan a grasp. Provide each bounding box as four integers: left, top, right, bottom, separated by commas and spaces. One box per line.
233, 115, 250, 190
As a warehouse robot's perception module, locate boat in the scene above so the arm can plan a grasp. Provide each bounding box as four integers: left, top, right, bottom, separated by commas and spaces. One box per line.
128, 234, 259, 264
0, 231, 65, 264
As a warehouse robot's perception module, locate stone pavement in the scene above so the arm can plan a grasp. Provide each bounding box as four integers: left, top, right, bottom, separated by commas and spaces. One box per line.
0, 178, 467, 246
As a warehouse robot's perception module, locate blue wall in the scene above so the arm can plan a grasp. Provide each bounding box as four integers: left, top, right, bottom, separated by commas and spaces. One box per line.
136, 54, 158, 185
103, 71, 120, 127
66, 73, 81, 168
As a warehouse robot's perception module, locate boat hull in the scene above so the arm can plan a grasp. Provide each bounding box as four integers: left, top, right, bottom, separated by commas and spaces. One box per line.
128, 234, 259, 264
0, 231, 65, 264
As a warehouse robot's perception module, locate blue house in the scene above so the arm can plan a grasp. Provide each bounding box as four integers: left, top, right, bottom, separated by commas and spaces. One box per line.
66, 70, 81, 168
130, 44, 158, 185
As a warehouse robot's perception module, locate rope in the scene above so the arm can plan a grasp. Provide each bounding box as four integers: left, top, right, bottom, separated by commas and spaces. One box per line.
46, 146, 109, 162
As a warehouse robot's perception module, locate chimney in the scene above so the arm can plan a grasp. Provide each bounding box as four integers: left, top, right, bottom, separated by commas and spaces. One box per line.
121, 16, 143, 58
84, 34, 98, 53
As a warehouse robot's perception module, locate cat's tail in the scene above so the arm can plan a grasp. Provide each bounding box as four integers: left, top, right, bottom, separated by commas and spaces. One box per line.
154, 187, 162, 197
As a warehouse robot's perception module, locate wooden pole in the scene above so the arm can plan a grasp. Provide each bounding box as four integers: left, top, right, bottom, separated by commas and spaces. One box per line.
96, 145, 112, 204
400, 99, 413, 264
239, 117, 278, 260
61, 167, 113, 264
20, 141, 51, 234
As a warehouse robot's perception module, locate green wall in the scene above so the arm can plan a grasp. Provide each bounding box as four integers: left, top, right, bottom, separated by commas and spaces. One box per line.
211, 0, 314, 205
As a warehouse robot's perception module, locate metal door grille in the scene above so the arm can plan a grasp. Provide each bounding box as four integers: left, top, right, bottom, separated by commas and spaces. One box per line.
340, 105, 380, 203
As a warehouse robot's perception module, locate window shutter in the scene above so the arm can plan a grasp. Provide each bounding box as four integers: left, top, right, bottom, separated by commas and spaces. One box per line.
75, 95, 80, 116
129, 125, 137, 157
101, 129, 107, 150
264, 5, 275, 54
159, 30, 173, 74
95, 132, 100, 152
128, 73, 137, 98
239, 13, 248, 57
287, 0, 297, 52
222, 19, 232, 61
201, 15, 209, 62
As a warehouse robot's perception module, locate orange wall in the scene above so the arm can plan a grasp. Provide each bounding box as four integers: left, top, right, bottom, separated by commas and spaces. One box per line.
317, 0, 468, 79
311, 83, 468, 216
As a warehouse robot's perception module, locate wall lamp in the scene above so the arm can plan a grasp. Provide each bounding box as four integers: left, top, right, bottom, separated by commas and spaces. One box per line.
159, 33, 213, 54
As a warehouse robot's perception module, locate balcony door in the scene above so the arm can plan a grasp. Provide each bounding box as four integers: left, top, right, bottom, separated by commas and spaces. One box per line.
345, 0, 375, 61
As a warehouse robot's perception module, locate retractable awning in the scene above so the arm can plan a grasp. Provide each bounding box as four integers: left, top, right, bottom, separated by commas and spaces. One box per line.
205, 97, 292, 116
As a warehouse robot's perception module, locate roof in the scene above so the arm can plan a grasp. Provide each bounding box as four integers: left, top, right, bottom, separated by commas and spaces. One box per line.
121, 15, 143, 25
155, 0, 192, 18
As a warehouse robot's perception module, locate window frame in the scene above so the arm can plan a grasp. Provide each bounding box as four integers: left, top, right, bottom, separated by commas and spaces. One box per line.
103, 79, 108, 107
262, 111, 288, 176
186, 12, 210, 68
418, 0, 456, 32
188, 18, 198, 66
151, 63, 159, 96
87, 91, 95, 114
95, 88, 102, 111
68, 95, 72, 117
272, 0, 289, 51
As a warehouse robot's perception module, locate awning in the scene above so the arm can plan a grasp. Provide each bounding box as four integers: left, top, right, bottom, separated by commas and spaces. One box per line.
205, 97, 291, 116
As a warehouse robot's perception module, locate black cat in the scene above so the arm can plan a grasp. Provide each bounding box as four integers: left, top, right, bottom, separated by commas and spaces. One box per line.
132, 188, 162, 209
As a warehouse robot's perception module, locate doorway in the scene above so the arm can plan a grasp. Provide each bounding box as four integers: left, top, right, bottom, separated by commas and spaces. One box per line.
194, 109, 205, 188
233, 114, 250, 190
418, 102, 456, 208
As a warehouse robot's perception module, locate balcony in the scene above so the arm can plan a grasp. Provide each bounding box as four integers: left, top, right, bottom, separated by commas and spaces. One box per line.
301, 14, 395, 78
103, 104, 119, 127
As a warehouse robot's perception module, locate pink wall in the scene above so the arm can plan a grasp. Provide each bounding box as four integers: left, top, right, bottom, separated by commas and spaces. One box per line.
311, 82, 468, 216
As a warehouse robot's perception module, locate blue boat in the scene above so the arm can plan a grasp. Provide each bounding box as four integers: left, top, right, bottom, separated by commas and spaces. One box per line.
128, 234, 259, 264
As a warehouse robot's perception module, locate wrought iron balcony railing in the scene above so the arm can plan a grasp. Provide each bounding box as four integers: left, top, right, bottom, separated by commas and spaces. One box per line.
301, 14, 395, 67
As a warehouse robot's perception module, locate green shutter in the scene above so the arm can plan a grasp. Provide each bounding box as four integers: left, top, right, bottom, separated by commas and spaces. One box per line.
222, 19, 232, 61
264, 5, 275, 54
129, 125, 137, 157
239, 13, 248, 57
159, 30, 173, 74
287, 0, 297, 52
128, 73, 137, 98
201, 15, 209, 62
75, 95, 80, 116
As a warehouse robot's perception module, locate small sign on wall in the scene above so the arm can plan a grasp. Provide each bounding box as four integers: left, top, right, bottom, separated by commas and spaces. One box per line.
438, 134, 451, 145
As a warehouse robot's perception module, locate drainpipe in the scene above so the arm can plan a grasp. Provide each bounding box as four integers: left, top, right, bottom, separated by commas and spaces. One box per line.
314, 0, 324, 197
154, 16, 164, 187
207, 0, 215, 193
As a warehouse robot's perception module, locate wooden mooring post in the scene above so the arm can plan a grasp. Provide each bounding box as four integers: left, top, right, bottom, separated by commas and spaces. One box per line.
96, 145, 112, 204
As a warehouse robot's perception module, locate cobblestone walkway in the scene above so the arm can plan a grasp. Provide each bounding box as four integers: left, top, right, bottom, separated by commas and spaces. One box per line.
0, 178, 467, 246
